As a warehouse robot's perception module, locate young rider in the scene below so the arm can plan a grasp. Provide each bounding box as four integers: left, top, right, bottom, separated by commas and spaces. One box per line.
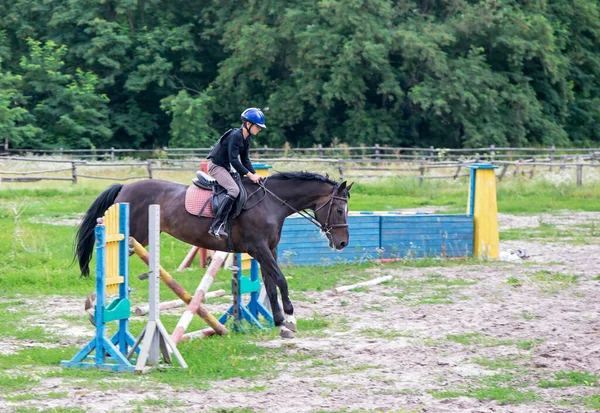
206, 108, 265, 238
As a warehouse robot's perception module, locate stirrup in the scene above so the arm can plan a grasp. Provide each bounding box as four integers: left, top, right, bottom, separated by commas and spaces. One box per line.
215, 223, 228, 239
208, 227, 220, 238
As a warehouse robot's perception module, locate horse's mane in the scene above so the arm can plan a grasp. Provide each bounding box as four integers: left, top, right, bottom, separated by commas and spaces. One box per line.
268, 171, 338, 186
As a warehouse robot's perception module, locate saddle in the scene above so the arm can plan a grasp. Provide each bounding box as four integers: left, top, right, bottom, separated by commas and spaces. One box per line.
192, 170, 247, 219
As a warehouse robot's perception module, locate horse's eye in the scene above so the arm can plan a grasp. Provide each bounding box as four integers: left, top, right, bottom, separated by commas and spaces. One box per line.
337, 208, 343, 215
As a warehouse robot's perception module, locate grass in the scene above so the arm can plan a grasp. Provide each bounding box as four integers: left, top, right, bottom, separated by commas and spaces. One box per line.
429, 364, 539, 405
430, 386, 539, 405
577, 394, 600, 409
445, 332, 543, 350
386, 272, 477, 306
539, 371, 599, 388
0, 374, 40, 392
529, 270, 579, 294
472, 356, 520, 370
358, 328, 414, 340
521, 312, 540, 320
506, 271, 579, 294
446, 332, 515, 347
501, 221, 600, 243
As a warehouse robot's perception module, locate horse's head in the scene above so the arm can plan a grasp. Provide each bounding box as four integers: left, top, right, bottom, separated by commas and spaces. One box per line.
314, 181, 353, 250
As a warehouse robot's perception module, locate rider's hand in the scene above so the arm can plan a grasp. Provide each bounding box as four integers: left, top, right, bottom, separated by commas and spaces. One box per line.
247, 172, 262, 184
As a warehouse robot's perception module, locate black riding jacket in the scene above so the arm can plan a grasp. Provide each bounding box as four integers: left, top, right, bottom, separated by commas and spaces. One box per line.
207, 128, 256, 176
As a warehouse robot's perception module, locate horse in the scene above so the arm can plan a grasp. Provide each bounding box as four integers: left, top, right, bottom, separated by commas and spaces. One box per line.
75, 171, 353, 338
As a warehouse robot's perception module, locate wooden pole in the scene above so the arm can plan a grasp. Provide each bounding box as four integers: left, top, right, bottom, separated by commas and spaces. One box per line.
332, 276, 393, 294
129, 237, 228, 336
133, 290, 226, 316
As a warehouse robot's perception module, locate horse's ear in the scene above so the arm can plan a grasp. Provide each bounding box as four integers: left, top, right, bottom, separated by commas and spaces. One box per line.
346, 182, 354, 192
337, 181, 347, 192
324, 173, 329, 180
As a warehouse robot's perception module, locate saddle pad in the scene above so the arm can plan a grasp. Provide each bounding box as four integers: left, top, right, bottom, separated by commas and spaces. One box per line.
185, 185, 214, 218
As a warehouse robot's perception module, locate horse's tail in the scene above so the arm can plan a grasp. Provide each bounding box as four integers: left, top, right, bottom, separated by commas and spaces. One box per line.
74, 184, 124, 277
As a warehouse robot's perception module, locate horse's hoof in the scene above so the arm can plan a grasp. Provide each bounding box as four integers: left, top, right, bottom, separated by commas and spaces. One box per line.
283, 320, 297, 333
283, 314, 297, 332
279, 326, 296, 339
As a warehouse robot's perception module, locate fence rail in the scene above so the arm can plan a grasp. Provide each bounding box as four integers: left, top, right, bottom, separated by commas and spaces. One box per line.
1, 154, 599, 187
4, 145, 600, 162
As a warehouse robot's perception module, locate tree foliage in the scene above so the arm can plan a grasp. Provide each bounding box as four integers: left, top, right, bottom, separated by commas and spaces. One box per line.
0, 0, 599, 149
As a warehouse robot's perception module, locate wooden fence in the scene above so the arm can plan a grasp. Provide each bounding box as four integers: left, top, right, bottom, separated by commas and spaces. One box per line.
3, 145, 600, 162
1, 155, 599, 187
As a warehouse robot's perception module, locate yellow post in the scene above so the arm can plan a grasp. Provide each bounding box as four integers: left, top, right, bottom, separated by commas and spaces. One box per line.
103, 204, 125, 294
253, 162, 272, 178
467, 164, 499, 259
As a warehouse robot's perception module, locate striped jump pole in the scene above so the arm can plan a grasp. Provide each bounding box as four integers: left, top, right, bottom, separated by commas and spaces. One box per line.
130, 237, 228, 336
171, 251, 229, 345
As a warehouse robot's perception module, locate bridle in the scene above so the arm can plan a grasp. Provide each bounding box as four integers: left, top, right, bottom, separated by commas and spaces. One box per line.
313, 187, 349, 233
246, 179, 349, 234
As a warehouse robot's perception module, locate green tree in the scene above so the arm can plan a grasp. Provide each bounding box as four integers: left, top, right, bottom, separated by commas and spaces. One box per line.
1, 0, 600, 150
161, 89, 217, 148
17, 38, 111, 148
0, 59, 41, 148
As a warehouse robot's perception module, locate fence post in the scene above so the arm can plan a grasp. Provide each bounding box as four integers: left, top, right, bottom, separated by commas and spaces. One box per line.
419, 159, 426, 185
577, 162, 583, 187
429, 146, 435, 160
71, 162, 77, 184
489, 144, 495, 162
453, 165, 461, 180
338, 159, 344, 181
147, 160, 153, 179
110, 147, 115, 162
498, 164, 509, 181
3, 136, 8, 152
375, 144, 380, 161
530, 157, 536, 179
549, 145, 555, 171
318, 144, 324, 157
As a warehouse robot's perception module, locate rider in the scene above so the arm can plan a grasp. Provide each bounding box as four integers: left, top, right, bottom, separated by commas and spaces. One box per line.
206, 108, 265, 238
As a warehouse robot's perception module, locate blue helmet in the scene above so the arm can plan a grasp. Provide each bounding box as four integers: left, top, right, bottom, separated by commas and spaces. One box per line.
241, 108, 266, 129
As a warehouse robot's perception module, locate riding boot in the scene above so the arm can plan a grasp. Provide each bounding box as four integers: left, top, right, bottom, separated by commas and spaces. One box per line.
209, 195, 234, 239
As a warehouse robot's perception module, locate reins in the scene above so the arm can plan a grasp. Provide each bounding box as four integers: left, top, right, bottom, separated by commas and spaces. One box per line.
244, 178, 349, 234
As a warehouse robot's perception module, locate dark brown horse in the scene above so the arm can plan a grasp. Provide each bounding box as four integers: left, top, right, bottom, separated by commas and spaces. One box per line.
75, 171, 352, 337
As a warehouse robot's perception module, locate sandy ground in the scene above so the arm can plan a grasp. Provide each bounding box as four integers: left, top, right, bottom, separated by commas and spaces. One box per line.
1, 211, 600, 412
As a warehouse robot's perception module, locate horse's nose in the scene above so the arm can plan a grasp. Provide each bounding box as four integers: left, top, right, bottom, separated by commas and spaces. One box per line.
340, 241, 347, 248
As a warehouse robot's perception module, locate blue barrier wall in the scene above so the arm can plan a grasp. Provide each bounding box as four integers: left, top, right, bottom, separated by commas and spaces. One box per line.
277, 214, 473, 266
380, 215, 473, 259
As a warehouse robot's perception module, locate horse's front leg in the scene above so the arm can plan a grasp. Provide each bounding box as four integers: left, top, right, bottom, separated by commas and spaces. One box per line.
251, 246, 295, 338
272, 248, 296, 333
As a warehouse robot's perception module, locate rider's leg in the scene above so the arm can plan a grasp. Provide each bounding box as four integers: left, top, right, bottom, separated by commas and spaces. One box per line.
210, 194, 234, 238
207, 162, 239, 238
